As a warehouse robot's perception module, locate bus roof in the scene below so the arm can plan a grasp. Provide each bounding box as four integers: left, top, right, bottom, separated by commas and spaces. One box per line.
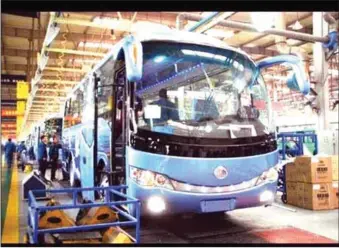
66, 30, 255, 100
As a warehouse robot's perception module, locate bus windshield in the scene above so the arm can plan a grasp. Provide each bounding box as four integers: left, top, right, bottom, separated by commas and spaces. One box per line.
136, 41, 273, 139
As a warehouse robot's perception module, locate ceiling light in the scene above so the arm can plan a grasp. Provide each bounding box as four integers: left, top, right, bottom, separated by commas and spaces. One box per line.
78, 41, 114, 49
205, 29, 234, 39
251, 12, 277, 32
93, 17, 119, 28
291, 12, 304, 30
292, 20, 303, 30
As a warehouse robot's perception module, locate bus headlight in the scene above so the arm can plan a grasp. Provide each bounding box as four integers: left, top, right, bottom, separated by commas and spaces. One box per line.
260, 190, 274, 202
130, 166, 174, 190
147, 196, 166, 213
255, 166, 278, 186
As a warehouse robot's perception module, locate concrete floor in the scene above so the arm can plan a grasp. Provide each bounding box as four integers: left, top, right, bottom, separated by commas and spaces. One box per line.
1, 161, 339, 244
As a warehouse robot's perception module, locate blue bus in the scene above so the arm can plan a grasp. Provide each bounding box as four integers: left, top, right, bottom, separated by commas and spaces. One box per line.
61, 30, 310, 215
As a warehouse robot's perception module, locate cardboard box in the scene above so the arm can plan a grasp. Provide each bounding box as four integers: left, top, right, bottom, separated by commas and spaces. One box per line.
294, 156, 332, 183
302, 183, 331, 210
285, 162, 297, 182
330, 181, 338, 209
286, 182, 298, 206
296, 182, 305, 207
332, 156, 338, 181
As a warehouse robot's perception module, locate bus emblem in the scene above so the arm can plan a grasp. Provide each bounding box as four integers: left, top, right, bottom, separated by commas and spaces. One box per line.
214, 166, 228, 179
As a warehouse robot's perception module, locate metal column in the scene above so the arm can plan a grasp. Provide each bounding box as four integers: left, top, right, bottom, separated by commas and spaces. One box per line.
312, 12, 330, 131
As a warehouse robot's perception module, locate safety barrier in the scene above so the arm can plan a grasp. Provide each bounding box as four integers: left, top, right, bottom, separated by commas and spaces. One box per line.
27, 186, 140, 244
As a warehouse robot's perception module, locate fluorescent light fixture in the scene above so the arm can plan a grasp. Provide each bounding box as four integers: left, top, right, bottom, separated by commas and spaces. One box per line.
251, 12, 277, 32
181, 49, 227, 61
39, 53, 49, 71
44, 24, 60, 47
205, 29, 234, 39
79, 41, 114, 49
93, 17, 119, 28
153, 55, 166, 63
201, 12, 215, 18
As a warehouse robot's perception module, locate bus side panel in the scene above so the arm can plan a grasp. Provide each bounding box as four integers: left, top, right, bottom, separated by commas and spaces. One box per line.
62, 124, 95, 201
97, 118, 112, 170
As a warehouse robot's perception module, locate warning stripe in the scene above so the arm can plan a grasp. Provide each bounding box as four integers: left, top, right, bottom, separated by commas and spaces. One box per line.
1, 166, 19, 244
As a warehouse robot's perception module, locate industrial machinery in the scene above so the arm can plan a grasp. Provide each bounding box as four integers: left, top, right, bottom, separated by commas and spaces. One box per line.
22, 171, 51, 200
26, 186, 140, 244
61, 29, 310, 215
278, 131, 318, 160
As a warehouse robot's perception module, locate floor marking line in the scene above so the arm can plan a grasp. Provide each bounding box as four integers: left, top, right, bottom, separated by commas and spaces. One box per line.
1, 166, 19, 244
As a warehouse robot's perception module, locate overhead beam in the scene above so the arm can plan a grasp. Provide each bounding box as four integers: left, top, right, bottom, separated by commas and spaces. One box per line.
39, 79, 79, 85
34, 95, 66, 99
37, 88, 71, 92
1, 63, 90, 73
241, 46, 280, 57
2, 26, 118, 43
45, 48, 106, 57
44, 66, 88, 73
2, 48, 104, 61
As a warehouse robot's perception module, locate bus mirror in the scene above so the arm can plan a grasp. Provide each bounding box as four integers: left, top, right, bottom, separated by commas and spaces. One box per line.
257, 55, 310, 95
123, 36, 143, 82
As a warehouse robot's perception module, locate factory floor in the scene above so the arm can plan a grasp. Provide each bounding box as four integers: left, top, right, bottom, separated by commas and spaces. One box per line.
1, 160, 338, 245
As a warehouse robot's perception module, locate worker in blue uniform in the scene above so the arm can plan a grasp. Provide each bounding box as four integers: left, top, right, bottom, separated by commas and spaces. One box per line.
16, 141, 26, 153
37, 135, 48, 179
49, 135, 62, 181
152, 88, 179, 124
4, 138, 16, 168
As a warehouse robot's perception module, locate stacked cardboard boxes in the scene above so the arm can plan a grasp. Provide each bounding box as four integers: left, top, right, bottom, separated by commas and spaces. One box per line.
285, 155, 338, 210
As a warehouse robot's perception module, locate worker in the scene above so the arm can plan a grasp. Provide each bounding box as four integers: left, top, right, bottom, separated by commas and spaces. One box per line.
152, 88, 179, 124
28, 145, 35, 160
16, 141, 26, 161
4, 138, 16, 168
49, 135, 62, 181
17, 141, 26, 153
37, 135, 48, 179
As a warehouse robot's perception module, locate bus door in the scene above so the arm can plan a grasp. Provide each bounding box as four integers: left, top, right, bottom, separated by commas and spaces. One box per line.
94, 66, 128, 187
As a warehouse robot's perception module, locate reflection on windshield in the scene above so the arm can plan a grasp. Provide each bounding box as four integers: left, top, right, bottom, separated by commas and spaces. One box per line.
137, 42, 272, 139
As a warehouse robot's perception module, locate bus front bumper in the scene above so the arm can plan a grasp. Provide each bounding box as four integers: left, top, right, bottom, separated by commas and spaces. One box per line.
128, 180, 278, 215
